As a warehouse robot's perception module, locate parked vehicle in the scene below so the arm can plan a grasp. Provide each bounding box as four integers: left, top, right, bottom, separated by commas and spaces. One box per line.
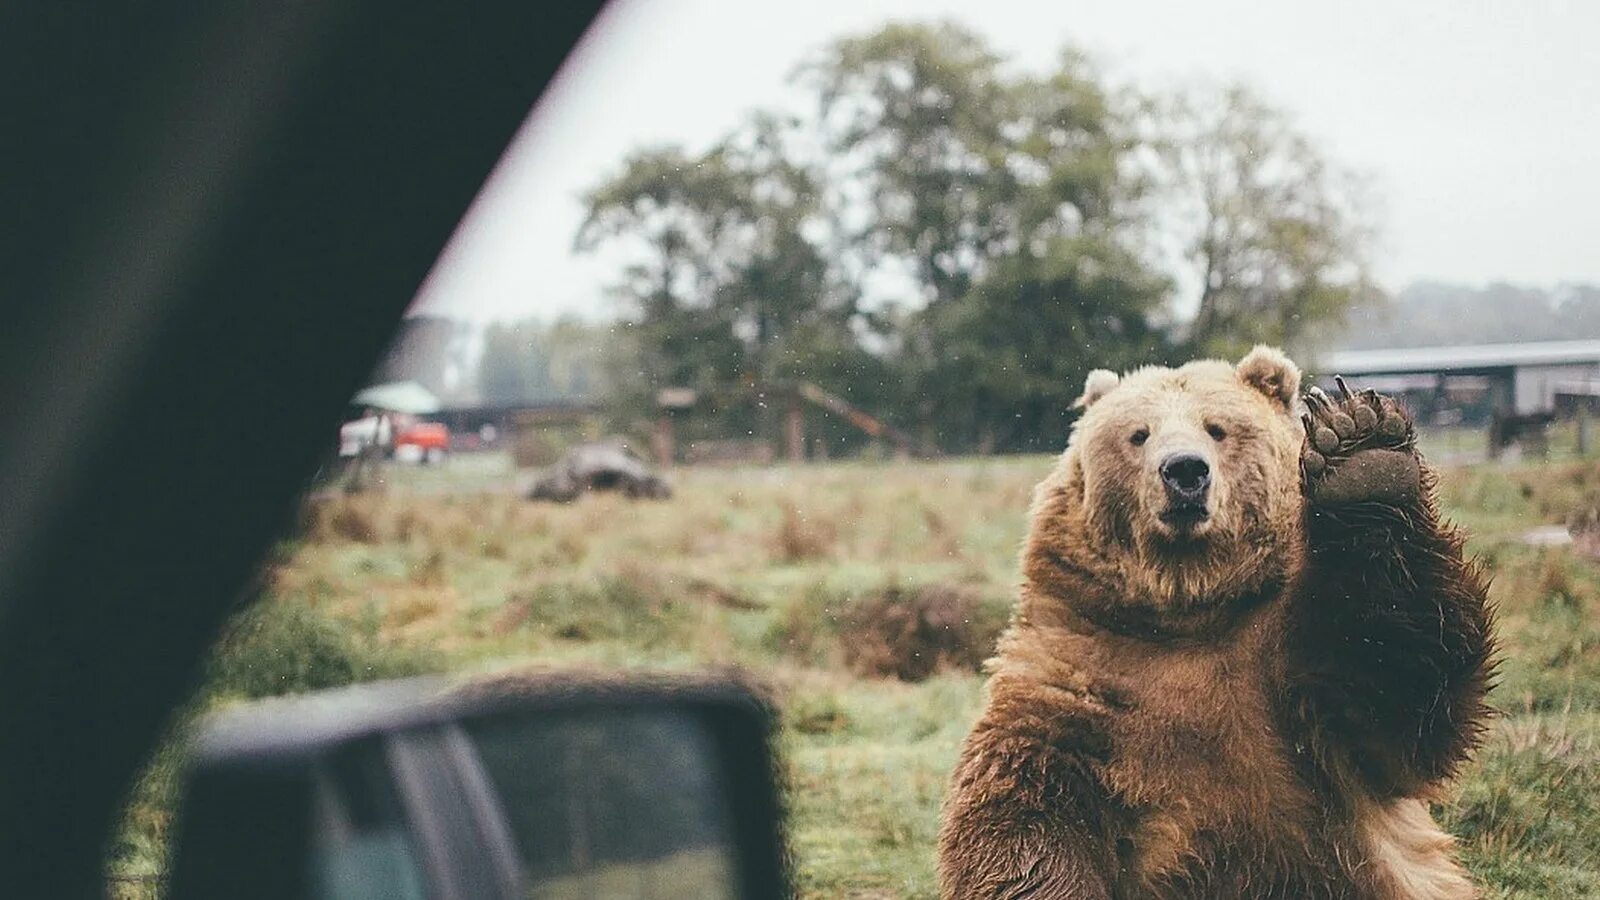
340, 416, 450, 464
338, 414, 393, 458
396, 421, 450, 464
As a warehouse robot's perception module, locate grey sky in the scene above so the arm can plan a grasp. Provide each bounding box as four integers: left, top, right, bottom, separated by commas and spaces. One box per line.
411, 0, 1600, 323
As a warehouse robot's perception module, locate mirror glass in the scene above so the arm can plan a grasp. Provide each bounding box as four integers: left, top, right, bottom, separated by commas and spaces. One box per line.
310, 739, 430, 900
461, 708, 738, 900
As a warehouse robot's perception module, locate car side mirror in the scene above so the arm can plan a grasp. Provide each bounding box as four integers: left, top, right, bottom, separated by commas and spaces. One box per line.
166, 671, 788, 900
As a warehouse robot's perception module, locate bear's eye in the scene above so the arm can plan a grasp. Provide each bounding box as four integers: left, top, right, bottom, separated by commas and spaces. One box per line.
1206, 423, 1227, 441
1129, 427, 1150, 447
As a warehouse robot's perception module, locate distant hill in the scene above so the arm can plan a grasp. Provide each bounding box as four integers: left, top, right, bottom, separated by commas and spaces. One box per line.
1335, 282, 1600, 350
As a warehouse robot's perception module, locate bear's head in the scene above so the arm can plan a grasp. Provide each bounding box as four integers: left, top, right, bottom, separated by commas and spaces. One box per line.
1028, 346, 1305, 617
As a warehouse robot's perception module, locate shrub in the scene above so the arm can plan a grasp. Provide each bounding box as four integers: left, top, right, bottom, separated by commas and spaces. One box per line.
769, 581, 1010, 682
493, 572, 693, 649
300, 495, 383, 544
206, 596, 430, 700
838, 583, 1009, 682
770, 503, 838, 563
110, 596, 433, 894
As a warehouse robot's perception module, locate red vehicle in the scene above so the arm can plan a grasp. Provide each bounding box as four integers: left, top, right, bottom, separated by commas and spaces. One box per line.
395, 421, 449, 464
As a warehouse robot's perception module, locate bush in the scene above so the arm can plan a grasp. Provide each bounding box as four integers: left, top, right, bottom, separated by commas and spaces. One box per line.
110, 596, 433, 894
206, 596, 430, 700
769, 581, 1010, 682
838, 583, 1009, 681
299, 495, 384, 544
493, 572, 695, 649
770, 503, 838, 563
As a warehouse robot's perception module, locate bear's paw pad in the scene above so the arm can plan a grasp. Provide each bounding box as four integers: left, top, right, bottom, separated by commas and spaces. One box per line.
1300, 377, 1420, 507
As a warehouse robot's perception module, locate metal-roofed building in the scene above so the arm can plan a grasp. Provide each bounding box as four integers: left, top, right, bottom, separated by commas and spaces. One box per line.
1312, 340, 1600, 456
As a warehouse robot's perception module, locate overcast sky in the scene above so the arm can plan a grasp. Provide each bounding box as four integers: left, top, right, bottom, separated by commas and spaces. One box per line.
410, 0, 1600, 324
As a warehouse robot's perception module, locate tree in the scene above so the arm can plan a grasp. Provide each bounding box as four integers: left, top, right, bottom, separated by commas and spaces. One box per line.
575, 145, 751, 390
808, 29, 1162, 451
576, 116, 858, 389
919, 236, 1170, 452
800, 22, 1013, 308
1335, 281, 1600, 350
477, 322, 536, 406
476, 318, 612, 407
1157, 85, 1380, 358
570, 25, 1386, 456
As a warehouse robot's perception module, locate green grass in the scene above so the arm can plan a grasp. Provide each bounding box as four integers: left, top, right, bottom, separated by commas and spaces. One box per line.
111, 454, 1600, 898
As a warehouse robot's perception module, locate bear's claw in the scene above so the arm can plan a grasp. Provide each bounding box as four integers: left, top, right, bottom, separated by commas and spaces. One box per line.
1300, 378, 1419, 507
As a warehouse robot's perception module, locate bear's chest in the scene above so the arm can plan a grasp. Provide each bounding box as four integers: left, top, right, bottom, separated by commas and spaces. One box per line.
1093, 619, 1322, 883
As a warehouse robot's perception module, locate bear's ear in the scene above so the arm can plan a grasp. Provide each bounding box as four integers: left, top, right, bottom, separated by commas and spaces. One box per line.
1235, 345, 1301, 411
1074, 369, 1120, 409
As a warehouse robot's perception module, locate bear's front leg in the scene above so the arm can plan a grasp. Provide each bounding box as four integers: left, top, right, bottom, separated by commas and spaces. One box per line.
1286, 380, 1496, 796
938, 696, 1118, 899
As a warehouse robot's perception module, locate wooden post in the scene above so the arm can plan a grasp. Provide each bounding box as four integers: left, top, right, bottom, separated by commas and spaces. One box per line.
653, 413, 675, 468
785, 397, 805, 464
1486, 372, 1515, 460
1529, 418, 1551, 460
653, 387, 697, 467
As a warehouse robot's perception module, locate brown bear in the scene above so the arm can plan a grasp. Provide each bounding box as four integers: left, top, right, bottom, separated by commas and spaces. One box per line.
937, 347, 1496, 899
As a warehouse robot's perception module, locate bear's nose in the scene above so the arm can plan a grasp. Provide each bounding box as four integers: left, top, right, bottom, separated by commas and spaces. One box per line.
1160, 453, 1211, 500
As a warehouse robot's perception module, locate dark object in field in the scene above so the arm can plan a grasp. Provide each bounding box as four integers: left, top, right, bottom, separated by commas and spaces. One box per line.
528, 441, 672, 502
839, 584, 1005, 682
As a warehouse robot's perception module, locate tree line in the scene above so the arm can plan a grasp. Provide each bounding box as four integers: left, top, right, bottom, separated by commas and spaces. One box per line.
1340, 282, 1600, 350
560, 22, 1378, 454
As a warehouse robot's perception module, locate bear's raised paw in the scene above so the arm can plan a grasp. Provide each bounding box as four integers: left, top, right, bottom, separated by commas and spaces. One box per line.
1300, 377, 1420, 507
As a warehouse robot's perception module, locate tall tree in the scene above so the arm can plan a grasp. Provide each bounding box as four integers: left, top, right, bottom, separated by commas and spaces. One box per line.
1157, 85, 1380, 358
477, 321, 538, 406
576, 116, 858, 391
575, 144, 752, 391
813, 33, 1164, 451
476, 318, 611, 407
919, 236, 1170, 452
800, 21, 1012, 308
570, 24, 1385, 456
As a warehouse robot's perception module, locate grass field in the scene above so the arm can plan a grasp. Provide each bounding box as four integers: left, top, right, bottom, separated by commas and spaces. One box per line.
110, 450, 1600, 898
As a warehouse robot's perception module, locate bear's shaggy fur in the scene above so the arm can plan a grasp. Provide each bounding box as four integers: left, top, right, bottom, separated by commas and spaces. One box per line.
938, 347, 1496, 899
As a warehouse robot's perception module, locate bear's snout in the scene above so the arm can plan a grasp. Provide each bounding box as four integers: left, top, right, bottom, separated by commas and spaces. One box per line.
1160, 452, 1211, 520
